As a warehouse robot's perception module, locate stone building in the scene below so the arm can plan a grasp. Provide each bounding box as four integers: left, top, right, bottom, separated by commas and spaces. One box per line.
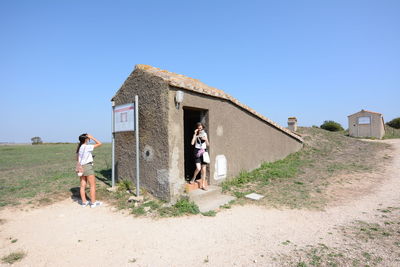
111, 65, 303, 201
348, 109, 385, 139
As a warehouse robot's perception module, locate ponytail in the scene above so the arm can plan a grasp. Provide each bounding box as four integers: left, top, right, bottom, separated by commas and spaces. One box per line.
76, 133, 88, 153
76, 141, 85, 153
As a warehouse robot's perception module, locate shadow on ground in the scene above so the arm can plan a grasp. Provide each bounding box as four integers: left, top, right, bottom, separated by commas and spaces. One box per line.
96, 168, 112, 186
69, 187, 81, 202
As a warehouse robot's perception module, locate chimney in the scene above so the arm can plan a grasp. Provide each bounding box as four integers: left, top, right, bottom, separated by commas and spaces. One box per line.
288, 117, 298, 132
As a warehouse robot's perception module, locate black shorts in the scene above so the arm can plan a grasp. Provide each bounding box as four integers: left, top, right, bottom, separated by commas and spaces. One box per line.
194, 148, 208, 165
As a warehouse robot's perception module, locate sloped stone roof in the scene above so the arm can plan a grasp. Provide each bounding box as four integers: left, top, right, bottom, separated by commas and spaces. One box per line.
135, 65, 303, 142
348, 109, 383, 117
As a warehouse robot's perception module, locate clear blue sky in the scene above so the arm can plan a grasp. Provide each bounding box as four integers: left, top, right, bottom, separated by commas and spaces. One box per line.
1, 0, 399, 143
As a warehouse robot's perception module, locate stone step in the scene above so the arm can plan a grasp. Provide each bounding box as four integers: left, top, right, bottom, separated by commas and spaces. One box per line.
184, 180, 208, 193
188, 186, 236, 213
187, 185, 221, 202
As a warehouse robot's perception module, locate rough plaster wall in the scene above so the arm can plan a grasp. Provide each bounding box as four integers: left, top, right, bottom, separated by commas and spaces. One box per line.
348, 116, 356, 137
371, 115, 379, 138
372, 115, 385, 139
348, 112, 385, 139
168, 88, 303, 185
168, 120, 185, 202
378, 117, 385, 139
113, 69, 171, 200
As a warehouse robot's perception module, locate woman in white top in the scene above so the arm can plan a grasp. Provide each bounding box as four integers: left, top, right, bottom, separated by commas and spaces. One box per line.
190, 122, 210, 190
76, 133, 102, 208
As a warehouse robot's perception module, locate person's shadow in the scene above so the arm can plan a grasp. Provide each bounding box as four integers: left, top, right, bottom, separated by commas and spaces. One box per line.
70, 187, 83, 203
70, 186, 93, 203
96, 168, 112, 186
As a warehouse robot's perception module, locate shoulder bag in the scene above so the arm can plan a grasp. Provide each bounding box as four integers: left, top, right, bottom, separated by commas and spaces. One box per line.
75, 146, 86, 176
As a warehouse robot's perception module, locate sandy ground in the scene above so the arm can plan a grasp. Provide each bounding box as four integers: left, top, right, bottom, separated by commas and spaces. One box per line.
0, 139, 399, 267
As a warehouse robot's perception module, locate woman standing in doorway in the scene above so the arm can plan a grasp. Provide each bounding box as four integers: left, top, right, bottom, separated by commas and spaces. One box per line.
190, 122, 209, 190
76, 133, 103, 208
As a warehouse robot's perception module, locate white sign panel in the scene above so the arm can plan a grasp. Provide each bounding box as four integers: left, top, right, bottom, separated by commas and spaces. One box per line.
114, 103, 135, 132
214, 155, 227, 180
358, 116, 371, 125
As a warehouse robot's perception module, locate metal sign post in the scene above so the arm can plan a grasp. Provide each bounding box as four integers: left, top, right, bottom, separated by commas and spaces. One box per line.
112, 98, 140, 196
135, 95, 140, 197
111, 101, 115, 187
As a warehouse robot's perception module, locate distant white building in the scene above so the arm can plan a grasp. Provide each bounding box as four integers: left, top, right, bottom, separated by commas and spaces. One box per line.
348, 109, 385, 139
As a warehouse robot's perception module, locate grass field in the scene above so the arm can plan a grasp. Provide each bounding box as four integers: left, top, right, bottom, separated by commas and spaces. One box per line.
0, 143, 112, 208
0, 143, 202, 217
0, 127, 393, 214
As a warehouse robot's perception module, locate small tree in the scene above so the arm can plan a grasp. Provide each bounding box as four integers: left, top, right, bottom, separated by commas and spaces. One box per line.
320, 120, 344, 132
387, 117, 400, 129
31, 136, 43, 145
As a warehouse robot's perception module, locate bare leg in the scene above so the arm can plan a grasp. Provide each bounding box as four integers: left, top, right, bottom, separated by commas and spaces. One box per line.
190, 163, 202, 183
201, 164, 207, 190
87, 174, 96, 203
80, 176, 88, 202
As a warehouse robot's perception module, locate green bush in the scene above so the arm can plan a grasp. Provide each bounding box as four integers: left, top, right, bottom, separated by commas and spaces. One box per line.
320, 120, 344, 132
173, 197, 200, 215
158, 197, 200, 217
31, 136, 43, 145
384, 125, 400, 139
386, 117, 400, 129
117, 179, 133, 192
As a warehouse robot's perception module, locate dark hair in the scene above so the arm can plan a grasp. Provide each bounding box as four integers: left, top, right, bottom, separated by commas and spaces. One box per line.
195, 122, 205, 129
76, 133, 88, 153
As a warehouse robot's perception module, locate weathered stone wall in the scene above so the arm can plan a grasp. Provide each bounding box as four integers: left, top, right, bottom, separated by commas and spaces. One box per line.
113, 69, 171, 200
168, 87, 303, 187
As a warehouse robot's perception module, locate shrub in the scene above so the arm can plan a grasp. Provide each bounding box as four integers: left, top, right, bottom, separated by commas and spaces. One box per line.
320, 120, 344, 132
173, 197, 200, 215
31, 136, 43, 145
386, 117, 400, 129
158, 197, 200, 217
117, 179, 133, 192
384, 125, 400, 139
1, 251, 26, 264
201, 210, 217, 217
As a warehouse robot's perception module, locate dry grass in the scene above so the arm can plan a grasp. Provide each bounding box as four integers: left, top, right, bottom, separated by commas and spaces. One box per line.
384, 125, 400, 139
223, 127, 390, 209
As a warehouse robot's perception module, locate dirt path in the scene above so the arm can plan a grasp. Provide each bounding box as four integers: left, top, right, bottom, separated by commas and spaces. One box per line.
1, 139, 399, 267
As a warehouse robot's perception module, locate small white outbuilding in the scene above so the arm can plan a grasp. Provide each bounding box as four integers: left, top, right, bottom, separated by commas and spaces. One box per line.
348, 109, 385, 139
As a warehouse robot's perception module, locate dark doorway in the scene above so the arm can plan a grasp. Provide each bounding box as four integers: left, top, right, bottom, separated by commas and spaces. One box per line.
183, 107, 209, 182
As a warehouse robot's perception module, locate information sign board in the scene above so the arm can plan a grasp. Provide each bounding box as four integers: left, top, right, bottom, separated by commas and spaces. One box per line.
114, 103, 135, 132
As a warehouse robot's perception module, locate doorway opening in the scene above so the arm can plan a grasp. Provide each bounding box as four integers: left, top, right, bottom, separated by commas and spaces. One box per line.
183, 107, 209, 183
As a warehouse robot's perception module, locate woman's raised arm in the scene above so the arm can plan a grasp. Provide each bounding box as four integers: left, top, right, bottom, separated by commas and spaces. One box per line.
87, 134, 102, 148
